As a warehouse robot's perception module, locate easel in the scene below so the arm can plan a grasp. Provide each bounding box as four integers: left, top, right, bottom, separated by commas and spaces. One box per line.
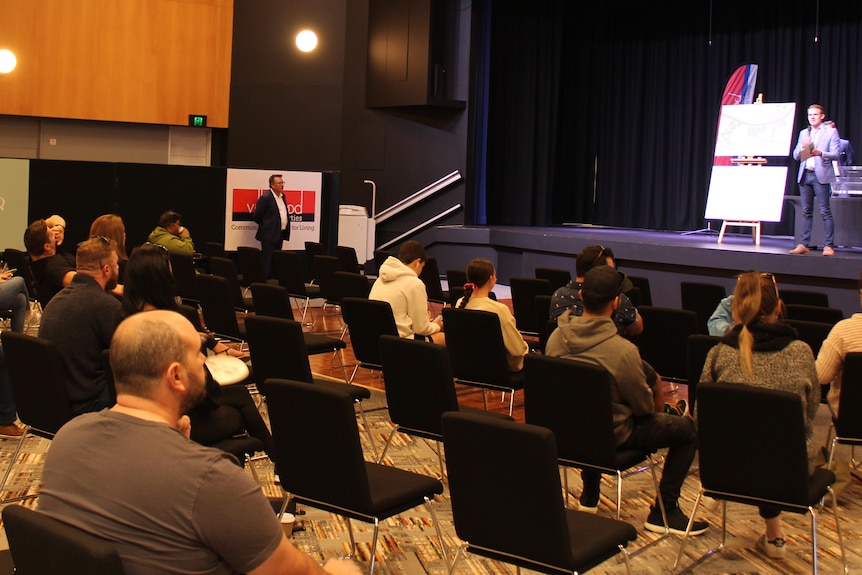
717, 156, 767, 245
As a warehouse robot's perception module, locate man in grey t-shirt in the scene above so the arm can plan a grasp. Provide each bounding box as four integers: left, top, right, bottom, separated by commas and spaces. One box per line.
39, 310, 360, 575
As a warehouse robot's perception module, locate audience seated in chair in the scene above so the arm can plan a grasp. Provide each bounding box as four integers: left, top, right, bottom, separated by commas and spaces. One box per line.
545, 265, 705, 536
455, 258, 528, 371
369, 240, 444, 344
699, 270, 820, 559
817, 269, 862, 418
37, 310, 361, 575
549, 244, 643, 337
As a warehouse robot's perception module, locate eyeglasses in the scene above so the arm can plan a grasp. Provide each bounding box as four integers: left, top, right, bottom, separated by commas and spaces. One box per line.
144, 242, 169, 253
592, 245, 607, 266
90, 235, 110, 245
89, 236, 115, 270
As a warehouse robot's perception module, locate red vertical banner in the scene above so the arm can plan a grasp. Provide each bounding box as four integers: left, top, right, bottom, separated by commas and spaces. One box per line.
714, 64, 758, 166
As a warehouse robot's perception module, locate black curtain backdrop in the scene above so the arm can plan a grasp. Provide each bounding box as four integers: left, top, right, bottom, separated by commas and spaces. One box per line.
478, 0, 862, 232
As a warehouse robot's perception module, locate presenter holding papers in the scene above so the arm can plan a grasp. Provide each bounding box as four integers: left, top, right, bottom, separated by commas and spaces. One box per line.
790, 104, 840, 256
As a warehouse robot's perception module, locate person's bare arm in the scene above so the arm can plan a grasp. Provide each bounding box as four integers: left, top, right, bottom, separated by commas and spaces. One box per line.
249, 537, 361, 575
61, 270, 76, 287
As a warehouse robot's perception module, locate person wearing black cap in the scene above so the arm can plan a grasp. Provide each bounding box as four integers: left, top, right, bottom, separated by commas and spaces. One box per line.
545, 265, 707, 536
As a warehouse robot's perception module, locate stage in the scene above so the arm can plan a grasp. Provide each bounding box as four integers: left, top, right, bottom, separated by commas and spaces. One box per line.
425, 224, 862, 317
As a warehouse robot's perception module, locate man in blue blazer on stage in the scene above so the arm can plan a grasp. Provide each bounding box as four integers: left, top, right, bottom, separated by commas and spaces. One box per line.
790, 104, 840, 257
254, 173, 291, 278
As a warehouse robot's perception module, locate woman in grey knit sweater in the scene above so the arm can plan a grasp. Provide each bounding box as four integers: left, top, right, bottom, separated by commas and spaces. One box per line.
700, 271, 820, 560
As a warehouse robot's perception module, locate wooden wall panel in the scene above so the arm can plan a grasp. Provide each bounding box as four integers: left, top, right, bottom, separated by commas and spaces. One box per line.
0, 0, 233, 127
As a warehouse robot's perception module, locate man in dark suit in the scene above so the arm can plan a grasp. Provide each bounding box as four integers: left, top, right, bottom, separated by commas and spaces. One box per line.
253, 174, 290, 278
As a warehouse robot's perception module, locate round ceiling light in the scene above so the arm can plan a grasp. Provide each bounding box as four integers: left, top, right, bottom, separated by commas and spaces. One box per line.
296, 30, 318, 53
0, 49, 16, 74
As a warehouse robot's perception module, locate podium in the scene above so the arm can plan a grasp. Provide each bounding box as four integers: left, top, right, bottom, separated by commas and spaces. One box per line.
785, 194, 862, 248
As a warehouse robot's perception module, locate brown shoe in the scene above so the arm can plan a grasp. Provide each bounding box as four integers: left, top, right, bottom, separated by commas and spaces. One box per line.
823, 246, 835, 257
789, 244, 810, 255
0, 423, 25, 437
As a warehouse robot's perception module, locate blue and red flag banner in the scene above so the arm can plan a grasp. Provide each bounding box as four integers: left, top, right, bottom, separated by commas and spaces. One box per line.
714, 64, 758, 166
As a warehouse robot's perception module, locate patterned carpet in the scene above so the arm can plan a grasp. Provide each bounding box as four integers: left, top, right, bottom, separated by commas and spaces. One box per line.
1, 390, 861, 574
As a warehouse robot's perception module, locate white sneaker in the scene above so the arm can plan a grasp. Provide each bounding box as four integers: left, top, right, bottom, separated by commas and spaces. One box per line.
756, 534, 786, 559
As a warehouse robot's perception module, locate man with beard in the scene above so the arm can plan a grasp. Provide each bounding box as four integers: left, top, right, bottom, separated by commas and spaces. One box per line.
38, 310, 361, 575
39, 236, 124, 414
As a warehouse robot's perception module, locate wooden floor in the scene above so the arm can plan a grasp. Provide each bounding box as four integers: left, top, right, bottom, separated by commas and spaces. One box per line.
300, 300, 686, 423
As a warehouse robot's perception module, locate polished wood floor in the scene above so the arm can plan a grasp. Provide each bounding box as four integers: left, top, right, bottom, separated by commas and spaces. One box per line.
299, 300, 686, 423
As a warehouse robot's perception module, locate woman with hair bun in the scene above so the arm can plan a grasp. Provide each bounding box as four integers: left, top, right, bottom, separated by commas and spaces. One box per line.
456, 258, 529, 371
700, 270, 819, 560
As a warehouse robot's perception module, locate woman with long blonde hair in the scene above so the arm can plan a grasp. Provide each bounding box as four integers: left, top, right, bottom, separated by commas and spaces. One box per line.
700, 270, 819, 560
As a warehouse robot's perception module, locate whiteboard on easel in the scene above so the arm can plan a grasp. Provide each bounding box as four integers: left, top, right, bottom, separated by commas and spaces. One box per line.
705, 166, 788, 222
714, 102, 796, 157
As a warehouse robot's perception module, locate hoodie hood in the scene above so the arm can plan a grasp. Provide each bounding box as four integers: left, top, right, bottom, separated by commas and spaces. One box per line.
550, 310, 619, 356
377, 256, 416, 283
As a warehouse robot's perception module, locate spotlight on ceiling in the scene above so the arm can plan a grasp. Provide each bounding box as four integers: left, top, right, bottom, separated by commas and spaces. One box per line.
0, 49, 16, 74
296, 30, 318, 53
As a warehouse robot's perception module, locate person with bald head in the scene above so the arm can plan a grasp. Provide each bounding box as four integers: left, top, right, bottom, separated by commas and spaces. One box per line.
38, 236, 123, 414
39, 310, 361, 575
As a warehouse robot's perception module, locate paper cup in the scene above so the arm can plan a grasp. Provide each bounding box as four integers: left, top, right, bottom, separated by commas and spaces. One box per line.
280, 513, 296, 537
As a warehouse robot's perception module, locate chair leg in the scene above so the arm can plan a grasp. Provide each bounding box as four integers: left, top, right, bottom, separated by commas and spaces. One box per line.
618, 544, 632, 575
506, 389, 514, 416
368, 518, 381, 575
0, 430, 31, 501
376, 425, 399, 464
627, 458, 670, 559
356, 401, 379, 460
446, 544, 467, 575
826, 486, 849, 574
331, 349, 349, 383
425, 495, 448, 561
810, 505, 819, 575
562, 467, 570, 507
673, 495, 726, 574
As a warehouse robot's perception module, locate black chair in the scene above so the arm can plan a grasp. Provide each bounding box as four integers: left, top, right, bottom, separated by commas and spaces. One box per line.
441, 411, 638, 575
781, 318, 832, 357
311, 255, 343, 326
509, 277, 553, 338
340, 297, 398, 383
236, 246, 270, 286
674, 382, 848, 574
194, 273, 246, 344
685, 334, 722, 412
446, 268, 467, 306
303, 241, 326, 283
168, 253, 198, 305
244, 315, 369, 449
535, 266, 572, 290
627, 275, 652, 306
827, 352, 862, 470
372, 249, 394, 271
534, 294, 555, 354
442, 307, 524, 416
784, 304, 843, 325
333, 271, 372, 301
0, 331, 75, 502
632, 306, 699, 384
272, 250, 321, 325
200, 241, 226, 260
3, 505, 126, 575
261, 379, 446, 575
780, 289, 830, 307
418, 256, 447, 305
335, 245, 362, 274
249, 282, 294, 319
209, 256, 254, 311
680, 281, 726, 335
523, 355, 665, 527
3, 248, 38, 303
377, 334, 512, 472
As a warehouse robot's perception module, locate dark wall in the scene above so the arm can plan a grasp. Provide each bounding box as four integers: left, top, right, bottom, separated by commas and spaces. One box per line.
229, 0, 471, 249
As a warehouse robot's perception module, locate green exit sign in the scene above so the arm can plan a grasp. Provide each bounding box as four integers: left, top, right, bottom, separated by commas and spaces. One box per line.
188, 114, 207, 127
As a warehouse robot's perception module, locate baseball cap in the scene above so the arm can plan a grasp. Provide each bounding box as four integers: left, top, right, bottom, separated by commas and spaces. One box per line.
581, 265, 633, 305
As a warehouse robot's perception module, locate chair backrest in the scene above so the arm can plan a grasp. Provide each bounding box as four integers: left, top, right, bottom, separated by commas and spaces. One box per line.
303, 241, 326, 282
680, 281, 727, 335
379, 334, 460, 437
340, 297, 398, 368
418, 256, 447, 304
244, 315, 314, 384
780, 289, 829, 307
236, 246, 268, 286
534, 267, 571, 291
3, 248, 38, 301
334, 271, 371, 300
312, 255, 342, 302
335, 245, 362, 274
199, 241, 226, 259
685, 334, 722, 411
509, 277, 553, 334
3, 505, 126, 575
835, 352, 862, 440
534, 294, 554, 354
178, 304, 205, 332
441, 411, 573, 568
168, 253, 197, 302
697, 382, 811, 506
373, 249, 394, 270
442, 307, 512, 388
208, 256, 248, 310
523, 354, 619, 469
632, 306, 699, 381
784, 304, 843, 325
272, 250, 309, 296
261, 379, 372, 509
249, 282, 293, 319
1, 331, 74, 435
781, 319, 833, 357
193, 274, 242, 340
626, 275, 652, 306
